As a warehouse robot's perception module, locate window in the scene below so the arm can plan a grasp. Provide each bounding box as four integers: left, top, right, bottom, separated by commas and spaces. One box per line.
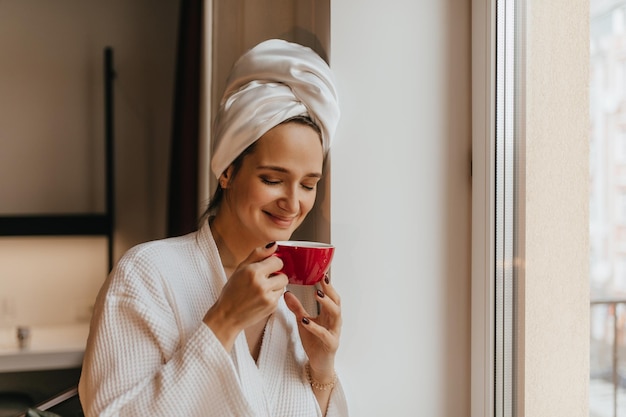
590, 1, 626, 416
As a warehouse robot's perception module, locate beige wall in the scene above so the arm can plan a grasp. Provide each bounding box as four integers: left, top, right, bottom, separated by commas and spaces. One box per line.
522, 0, 590, 415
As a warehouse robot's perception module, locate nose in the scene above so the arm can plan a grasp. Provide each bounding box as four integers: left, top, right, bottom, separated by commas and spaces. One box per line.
278, 184, 300, 214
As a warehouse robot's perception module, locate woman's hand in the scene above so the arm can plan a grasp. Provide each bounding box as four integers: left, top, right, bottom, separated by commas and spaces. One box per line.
203, 243, 288, 351
284, 274, 342, 382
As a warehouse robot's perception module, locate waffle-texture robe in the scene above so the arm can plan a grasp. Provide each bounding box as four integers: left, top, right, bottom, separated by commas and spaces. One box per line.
78, 222, 348, 417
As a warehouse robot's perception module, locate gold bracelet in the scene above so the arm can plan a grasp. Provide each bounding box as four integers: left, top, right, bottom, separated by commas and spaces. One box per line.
305, 363, 337, 391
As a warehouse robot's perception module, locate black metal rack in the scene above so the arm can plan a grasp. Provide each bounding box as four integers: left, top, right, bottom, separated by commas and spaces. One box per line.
0, 47, 116, 272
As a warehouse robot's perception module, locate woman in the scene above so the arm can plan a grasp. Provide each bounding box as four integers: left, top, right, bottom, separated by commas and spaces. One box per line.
78, 39, 347, 417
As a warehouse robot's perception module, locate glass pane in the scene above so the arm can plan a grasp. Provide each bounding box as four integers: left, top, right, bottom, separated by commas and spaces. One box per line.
590, 1, 626, 416
590, 304, 613, 415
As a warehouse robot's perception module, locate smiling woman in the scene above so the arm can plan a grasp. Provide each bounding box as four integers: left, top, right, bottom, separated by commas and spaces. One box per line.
78, 39, 348, 417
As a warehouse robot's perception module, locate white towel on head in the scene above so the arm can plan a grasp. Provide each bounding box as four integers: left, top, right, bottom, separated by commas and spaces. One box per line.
210, 39, 340, 179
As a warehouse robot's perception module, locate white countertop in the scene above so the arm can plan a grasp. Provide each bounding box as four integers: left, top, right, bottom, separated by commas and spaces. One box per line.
0, 323, 89, 373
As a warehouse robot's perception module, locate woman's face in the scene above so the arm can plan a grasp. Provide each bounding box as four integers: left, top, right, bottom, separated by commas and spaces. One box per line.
220, 121, 324, 245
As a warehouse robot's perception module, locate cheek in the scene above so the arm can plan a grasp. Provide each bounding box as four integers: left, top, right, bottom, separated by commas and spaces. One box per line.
301, 191, 318, 214
229, 182, 261, 209
246, 183, 277, 205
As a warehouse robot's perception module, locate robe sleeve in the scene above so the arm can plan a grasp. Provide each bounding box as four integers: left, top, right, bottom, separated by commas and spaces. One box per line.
325, 378, 349, 417
78, 247, 255, 417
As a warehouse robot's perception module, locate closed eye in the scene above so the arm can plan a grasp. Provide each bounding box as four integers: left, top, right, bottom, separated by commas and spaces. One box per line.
261, 177, 281, 186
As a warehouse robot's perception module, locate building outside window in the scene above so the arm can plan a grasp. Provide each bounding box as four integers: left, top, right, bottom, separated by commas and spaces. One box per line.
590, 1, 626, 416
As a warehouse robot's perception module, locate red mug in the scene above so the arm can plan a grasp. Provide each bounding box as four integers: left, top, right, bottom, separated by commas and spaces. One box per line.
275, 241, 335, 285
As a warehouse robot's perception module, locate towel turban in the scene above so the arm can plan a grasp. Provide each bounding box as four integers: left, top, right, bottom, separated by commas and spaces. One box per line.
210, 39, 340, 179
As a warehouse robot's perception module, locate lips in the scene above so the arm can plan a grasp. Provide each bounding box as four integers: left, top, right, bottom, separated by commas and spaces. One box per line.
264, 211, 297, 228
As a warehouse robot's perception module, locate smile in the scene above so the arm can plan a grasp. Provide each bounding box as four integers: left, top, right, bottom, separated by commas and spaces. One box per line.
264, 211, 297, 228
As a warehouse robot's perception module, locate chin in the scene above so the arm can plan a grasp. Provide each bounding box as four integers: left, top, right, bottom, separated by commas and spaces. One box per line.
269, 231, 293, 242
260, 221, 299, 242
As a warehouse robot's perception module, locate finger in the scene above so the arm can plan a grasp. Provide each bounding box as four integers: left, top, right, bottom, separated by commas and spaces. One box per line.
315, 287, 341, 318
284, 291, 308, 317
238, 241, 279, 269
299, 316, 340, 351
239, 245, 285, 282
267, 272, 289, 291
285, 290, 341, 335
319, 274, 341, 307
257, 254, 284, 276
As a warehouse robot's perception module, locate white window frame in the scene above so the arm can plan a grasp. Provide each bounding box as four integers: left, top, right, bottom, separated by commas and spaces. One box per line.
472, 0, 525, 416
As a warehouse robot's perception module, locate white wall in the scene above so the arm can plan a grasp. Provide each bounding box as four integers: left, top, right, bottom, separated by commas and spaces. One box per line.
330, 2, 471, 416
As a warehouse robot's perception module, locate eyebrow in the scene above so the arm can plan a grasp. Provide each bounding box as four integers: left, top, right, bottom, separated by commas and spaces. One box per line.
256, 165, 322, 178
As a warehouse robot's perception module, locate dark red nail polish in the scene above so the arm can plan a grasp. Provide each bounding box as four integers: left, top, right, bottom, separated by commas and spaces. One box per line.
324, 275, 330, 285
316, 289, 325, 298
302, 317, 310, 325
265, 241, 276, 249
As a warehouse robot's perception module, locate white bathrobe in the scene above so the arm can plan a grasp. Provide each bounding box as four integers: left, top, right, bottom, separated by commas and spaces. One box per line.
78, 222, 348, 416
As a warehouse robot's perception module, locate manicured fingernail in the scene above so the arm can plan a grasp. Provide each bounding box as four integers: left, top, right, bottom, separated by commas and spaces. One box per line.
316, 289, 325, 298
302, 317, 310, 325
324, 274, 330, 284
265, 241, 276, 249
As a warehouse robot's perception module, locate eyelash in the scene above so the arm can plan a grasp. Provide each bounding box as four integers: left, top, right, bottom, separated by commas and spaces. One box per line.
261, 177, 316, 191
261, 178, 280, 186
